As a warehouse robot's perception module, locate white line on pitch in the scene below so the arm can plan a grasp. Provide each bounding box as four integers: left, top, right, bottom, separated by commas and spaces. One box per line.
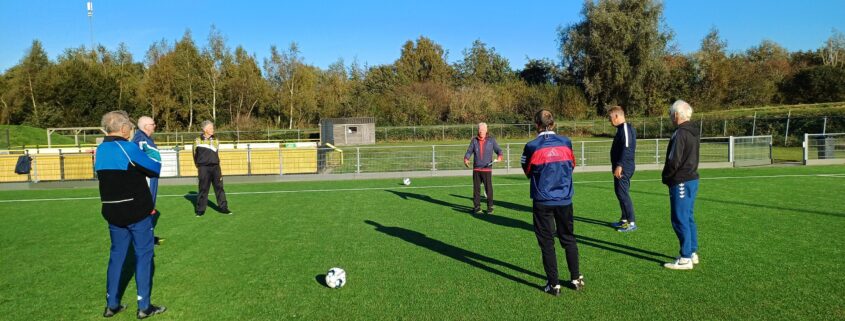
0, 172, 841, 203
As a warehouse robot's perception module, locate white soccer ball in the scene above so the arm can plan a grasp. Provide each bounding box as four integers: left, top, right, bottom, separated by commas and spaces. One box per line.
402, 178, 411, 186
325, 267, 346, 289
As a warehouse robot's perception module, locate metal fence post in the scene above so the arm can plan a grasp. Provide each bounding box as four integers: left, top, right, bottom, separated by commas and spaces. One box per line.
659, 117, 663, 138
175, 145, 181, 177
356, 147, 361, 174
580, 141, 585, 167
59, 149, 65, 181
784, 110, 791, 146
655, 139, 659, 165
431, 145, 436, 172
802, 133, 808, 165
729, 136, 735, 164
278, 146, 284, 175
823, 117, 828, 135
506, 143, 511, 172
247, 144, 252, 176
751, 112, 757, 137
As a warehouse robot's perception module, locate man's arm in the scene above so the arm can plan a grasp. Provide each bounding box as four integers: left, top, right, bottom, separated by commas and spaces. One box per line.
125, 142, 161, 178
520, 144, 533, 178
464, 139, 475, 167
492, 138, 503, 161
662, 132, 686, 182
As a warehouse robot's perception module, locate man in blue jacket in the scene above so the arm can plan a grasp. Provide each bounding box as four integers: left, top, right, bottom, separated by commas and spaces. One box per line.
132, 116, 163, 245
662, 100, 701, 270
607, 106, 638, 232
95, 111, 167, 319
521, 110, 584, 296
464, 122, 503, 215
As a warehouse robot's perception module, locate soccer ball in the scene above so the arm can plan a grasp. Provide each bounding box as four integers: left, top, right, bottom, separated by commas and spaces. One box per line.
402, 178, 411, 186
325, 267, 346, 289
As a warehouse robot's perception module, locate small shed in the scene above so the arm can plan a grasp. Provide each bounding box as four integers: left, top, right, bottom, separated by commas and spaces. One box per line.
320, 117, 376, 146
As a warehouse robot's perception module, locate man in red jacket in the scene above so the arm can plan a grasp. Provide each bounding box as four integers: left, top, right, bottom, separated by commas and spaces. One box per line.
464, 122, 503, 215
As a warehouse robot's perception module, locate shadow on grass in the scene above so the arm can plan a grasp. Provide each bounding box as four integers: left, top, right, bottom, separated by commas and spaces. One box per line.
388, 190, 670, 264
315, 274, 328, 287
385, 190, 473, 214
448, 193, 618, 230
184, 191, 223, 213
578, 183, 845, 218
365, 220, 545, 289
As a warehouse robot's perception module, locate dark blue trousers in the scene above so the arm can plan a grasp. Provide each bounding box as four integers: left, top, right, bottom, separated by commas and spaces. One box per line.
669, 179, 699, 258
613, 170, 635, 222
106, 215, 155, 310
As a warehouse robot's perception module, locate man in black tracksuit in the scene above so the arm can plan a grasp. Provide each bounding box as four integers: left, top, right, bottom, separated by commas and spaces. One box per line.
662, 100, 701, 270
193, 120, 231, 216
608, 106, 638, 232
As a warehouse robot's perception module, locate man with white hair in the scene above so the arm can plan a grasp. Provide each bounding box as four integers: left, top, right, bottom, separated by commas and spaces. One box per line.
193, 120, 231, 216
95, 111, 167, 318
132, 116, 163, 245
662, 100, 701, 270
464, 122, 503, 215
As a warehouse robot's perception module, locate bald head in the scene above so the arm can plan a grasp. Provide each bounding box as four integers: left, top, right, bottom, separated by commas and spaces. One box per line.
137, 116, 156, 136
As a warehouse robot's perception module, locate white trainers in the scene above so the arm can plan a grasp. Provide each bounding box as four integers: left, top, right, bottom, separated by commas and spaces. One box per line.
691, 252, 699, 265
664, 257, 694, 270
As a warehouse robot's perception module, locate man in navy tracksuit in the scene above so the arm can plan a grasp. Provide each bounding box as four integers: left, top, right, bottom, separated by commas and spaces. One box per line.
132, 116, 163, 245
521, 110, 584, 296
464, 122, 503, 214
193, 120, 231, 216
662, 100, 701, 270
607, 106, 638, 232
95, 111, 166, 319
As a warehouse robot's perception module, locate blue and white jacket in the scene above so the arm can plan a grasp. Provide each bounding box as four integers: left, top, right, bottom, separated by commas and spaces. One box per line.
95, 136, 161, 226
520, 131, 576, 206
131, 129, 162, 163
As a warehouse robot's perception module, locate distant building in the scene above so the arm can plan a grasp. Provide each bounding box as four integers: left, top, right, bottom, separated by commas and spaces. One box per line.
320, 117, 376, 146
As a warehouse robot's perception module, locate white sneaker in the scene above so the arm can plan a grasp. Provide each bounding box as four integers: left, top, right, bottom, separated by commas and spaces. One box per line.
664, 257, 694, 270
691, 253, 699, 265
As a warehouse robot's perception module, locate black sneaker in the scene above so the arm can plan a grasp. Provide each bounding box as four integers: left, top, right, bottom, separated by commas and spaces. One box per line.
153, 236, 164, 246
137, 305, 166, 319
196, 212, 204, 217
219, 209, 233, 215
486, 208, 494, 215
472, 208, 482, 215
543, 283, 561, 296
570, 275, 585, 291
103, 305, 126, 317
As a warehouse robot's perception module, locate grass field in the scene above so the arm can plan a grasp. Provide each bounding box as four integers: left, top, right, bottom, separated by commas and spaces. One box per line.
1, 165, 844, 320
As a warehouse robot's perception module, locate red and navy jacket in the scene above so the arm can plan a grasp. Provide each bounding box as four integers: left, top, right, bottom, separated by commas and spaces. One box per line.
464, 135, 503, 171
521, 131, 576, 206
95, 136, 161, 227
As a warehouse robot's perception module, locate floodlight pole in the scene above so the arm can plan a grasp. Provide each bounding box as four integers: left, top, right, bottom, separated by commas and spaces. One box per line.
87, 1, 95, 52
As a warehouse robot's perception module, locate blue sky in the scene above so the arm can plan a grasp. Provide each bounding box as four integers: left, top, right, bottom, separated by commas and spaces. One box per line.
1, 0, 843, 73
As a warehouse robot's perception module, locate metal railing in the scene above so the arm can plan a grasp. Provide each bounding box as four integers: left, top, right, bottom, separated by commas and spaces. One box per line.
0, 135, 777, 183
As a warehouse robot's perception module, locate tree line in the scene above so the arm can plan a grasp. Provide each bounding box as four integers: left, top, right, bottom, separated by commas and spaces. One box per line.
1, 0, 843, 131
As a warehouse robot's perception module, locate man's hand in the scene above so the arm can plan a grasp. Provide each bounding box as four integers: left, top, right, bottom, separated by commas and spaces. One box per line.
614, 166, 623, 179
464, 159, 470, 168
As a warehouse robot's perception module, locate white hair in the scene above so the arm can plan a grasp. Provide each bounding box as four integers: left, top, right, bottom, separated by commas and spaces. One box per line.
101, 111, 133, 134
670, 100, 693, 121
478, 122, 488, 129
201, 120, 214, 130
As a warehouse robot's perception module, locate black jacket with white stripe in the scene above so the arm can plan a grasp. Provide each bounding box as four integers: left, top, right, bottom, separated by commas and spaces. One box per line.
94, 136, 161, 226
193, 134, 221, 166
610, 122, 637, 171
